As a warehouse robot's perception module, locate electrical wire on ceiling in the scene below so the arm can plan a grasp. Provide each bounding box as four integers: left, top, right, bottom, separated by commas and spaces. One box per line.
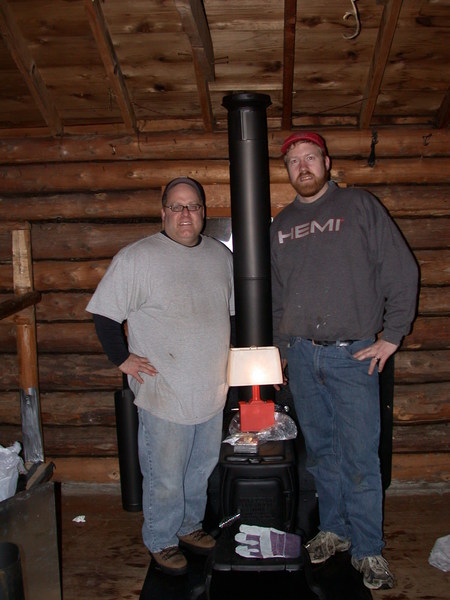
343, 0, 361, 39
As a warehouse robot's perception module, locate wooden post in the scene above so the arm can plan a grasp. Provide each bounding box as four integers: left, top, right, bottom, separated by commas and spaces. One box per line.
12, 225, 44, 464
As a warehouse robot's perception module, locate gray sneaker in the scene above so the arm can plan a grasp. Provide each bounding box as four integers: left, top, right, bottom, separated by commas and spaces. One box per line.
351, 555, 395, 589
305, 530, 351, 564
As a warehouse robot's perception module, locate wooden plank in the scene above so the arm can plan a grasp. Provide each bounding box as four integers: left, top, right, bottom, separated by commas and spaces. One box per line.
281, 0, 297, 130
84, 0, 136, 133
0, 0, 63, 136
12, 226, 44, 462
359, 0, 404, 128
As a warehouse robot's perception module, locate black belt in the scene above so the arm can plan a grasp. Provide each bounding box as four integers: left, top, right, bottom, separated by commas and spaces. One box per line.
307, 339, 356, 347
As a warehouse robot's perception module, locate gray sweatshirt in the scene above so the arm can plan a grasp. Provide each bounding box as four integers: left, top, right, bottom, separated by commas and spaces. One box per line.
270, 182, 418, 357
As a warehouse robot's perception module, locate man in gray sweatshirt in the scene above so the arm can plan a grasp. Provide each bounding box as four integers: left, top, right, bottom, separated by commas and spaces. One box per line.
271, 132, 418, 590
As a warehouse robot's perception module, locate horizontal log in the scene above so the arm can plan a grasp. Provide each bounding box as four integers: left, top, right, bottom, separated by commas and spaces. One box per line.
33, 451, 450, 487
0, 250, 447, 291
391, 453, 449, 483
0, 184, 448, 224
418, 287, 450, 315
11, 218, 445, 261
1, 419, 447, 460
395, 350, 450, 383
0, 354, 121, 390
0, 158, 449, 195
0, 390, 116, 426
393, 383, 450, 424
0, 291, 41, 320
0, 350, 448, 392
0, 424, 118, 457
0, 189, 162, 223
0, 129, 448, 164
0, 382, 447, 428
0, 218, 441, 261
394, 218, 450, 250
30, 222, 161, 260
47, 457, 121, 484
1, 316, 448, 354
43, 453, 449, 484
416, 250, 450, 285
0, 286, 447, 323
402, 316, 450, 350
392, 422, 450, 453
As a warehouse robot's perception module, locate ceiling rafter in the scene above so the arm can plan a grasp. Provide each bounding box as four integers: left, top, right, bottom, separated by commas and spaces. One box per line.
84, 0, 137, 134
0, 0, 63, 136
174, 0, 215, 132
282, 0, 297, 131
359, 0, 403, 129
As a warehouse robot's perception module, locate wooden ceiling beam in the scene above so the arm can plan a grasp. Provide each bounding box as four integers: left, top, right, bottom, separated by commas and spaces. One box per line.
174, 0, 215, 132
435, 86, 450, 129
174, 0, 215, 82
282, 0, 297, 131
84, 0, 137, 134
359, 0, 403, 129
0, 0, 63, 136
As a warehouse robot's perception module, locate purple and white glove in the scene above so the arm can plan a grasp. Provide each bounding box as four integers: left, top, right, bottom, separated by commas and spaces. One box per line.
234, 524, 301, 559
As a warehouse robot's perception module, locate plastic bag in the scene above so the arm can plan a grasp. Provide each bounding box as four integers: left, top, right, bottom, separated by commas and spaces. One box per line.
0, 442, 26, 502
429, 534, 450, 572
223, 409, 297, 447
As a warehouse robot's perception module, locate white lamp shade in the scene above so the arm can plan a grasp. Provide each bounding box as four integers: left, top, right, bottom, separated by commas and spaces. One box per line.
227, 346, 283, 386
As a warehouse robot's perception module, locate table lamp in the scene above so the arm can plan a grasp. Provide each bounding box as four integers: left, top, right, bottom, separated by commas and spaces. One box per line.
227, 346, 283, 432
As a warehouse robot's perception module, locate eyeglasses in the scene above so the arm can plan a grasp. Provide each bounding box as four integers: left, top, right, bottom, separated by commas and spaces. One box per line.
164, 204, 203, 212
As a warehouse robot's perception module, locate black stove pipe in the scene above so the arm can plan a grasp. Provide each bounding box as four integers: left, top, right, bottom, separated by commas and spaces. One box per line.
222, 93, 273, 349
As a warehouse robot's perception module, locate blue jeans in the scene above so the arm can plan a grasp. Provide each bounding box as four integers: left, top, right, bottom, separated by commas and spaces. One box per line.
287, 337, 384, 559
137, 408, 223, 553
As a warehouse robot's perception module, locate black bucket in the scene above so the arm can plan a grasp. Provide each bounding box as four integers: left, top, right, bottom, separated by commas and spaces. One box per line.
0, 542, 24, 600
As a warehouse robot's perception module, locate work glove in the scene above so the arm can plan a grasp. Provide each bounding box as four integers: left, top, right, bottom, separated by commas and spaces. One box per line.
234, 524, 301, 559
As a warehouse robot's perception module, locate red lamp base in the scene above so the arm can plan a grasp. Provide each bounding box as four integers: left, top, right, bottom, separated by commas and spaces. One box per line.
239, 399, 275, 432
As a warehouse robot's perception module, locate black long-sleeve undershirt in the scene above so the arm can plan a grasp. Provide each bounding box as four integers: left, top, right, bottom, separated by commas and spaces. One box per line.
92, 313, 129, 367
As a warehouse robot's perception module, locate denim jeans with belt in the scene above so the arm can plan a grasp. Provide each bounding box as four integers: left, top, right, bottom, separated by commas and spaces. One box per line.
137, 408, 223, 553
287, 337, 384, 559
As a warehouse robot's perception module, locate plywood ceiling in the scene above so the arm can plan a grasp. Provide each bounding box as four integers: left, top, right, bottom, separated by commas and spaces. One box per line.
0, 0, 448, 137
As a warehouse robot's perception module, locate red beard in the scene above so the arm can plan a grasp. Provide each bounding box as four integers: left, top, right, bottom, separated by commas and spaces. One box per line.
292, 170, 328, 198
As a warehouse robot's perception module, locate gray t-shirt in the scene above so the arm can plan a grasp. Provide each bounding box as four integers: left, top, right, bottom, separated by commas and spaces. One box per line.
87, 232, 235, 425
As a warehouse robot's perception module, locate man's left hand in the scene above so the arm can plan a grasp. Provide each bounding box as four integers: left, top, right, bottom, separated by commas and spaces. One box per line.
353, 339, 398, 375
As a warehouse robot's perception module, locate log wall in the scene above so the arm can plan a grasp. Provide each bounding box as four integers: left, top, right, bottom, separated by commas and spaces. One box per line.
0, 128, 448, 485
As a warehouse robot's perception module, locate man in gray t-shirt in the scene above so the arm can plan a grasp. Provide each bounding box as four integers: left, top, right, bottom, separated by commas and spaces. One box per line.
87, 177, 234, 576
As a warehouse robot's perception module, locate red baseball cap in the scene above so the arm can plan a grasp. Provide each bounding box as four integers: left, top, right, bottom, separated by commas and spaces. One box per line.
281, 132, 328, 156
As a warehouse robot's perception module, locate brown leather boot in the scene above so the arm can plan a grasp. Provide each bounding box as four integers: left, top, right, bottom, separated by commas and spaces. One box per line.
151, 546, 188, 575
178, 529, 216, 555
